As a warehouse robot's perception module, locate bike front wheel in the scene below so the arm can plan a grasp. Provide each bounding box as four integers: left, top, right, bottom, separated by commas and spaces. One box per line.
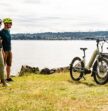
70, 57, 84, 81
92, 58, 108, 85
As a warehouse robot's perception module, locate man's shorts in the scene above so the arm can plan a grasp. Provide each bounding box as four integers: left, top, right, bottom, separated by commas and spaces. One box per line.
4, 51, 12, 66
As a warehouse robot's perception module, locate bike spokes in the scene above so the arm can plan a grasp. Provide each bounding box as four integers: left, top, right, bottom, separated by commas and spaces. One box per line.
97, 61, 108, 78
93, 59, 108, 85
70, 57, 84, 81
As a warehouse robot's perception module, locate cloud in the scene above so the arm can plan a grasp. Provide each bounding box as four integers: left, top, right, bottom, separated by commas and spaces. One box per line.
23, 0, 41, 4
0, 0, 108, 33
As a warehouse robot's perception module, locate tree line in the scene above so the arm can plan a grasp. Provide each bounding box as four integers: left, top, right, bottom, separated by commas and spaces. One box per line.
11, 31, 108, 40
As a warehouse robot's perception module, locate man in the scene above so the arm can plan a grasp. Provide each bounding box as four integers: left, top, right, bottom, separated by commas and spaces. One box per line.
0, 19, 8, 86
0, 18, 13, 82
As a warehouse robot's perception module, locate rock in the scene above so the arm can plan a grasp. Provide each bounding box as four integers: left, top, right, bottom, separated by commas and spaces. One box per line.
40, 68, 51, 74
50, 68, 56, 74
55, 66, 69, 73
19, 65, 39, 76
40, 66, 69, 74
18, 65, 70, 76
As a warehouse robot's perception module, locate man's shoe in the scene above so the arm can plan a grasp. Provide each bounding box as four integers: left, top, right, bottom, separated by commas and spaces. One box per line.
2, 82, 10, 87
1, 79, 10, 87
6, 78, 13, 82
85, 68, 91, 74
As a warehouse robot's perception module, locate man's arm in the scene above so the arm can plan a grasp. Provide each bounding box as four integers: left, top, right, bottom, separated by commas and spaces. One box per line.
0, 36, 2, 48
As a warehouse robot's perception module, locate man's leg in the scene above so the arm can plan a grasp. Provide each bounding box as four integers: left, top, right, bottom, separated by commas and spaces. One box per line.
0, 49, 8, 86
5, 51, 13, 81
6, 65, 11, 79
0, 50, 5, 80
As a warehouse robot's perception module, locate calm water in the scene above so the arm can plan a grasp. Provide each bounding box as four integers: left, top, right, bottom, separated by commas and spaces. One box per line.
11, 40, 108, 75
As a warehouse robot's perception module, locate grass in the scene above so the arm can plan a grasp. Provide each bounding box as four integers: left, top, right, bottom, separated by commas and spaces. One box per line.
0, 72, 108, 111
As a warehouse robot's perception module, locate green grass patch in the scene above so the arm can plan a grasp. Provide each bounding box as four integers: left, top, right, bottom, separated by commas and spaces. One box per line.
0, 72, 108, 111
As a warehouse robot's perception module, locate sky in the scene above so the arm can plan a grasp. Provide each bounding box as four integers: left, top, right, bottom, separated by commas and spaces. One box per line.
0, 0, 108, 33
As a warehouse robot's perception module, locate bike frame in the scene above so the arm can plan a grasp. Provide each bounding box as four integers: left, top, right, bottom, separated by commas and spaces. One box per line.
82, 40, 108, 70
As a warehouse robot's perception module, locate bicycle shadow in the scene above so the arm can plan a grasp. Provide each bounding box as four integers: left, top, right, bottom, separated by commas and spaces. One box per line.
68, 80, 97, 87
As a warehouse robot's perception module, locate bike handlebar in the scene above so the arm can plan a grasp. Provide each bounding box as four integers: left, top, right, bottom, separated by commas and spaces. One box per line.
85, 38, 107, 42
96, 39, 106, 42
85, 38, 108, 47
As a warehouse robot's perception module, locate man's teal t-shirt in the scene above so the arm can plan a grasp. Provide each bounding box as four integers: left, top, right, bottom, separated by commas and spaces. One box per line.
0, 29, 11, 51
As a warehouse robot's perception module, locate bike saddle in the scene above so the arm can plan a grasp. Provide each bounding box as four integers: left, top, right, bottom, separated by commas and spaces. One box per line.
80, 48, 87, 51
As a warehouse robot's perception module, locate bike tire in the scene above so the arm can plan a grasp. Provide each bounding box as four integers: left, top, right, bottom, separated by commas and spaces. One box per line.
92, 58, 108, 85
70, 57, 84, 81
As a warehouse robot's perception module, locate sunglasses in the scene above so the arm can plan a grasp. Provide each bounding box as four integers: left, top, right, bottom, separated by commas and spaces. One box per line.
8, 22, 12, 25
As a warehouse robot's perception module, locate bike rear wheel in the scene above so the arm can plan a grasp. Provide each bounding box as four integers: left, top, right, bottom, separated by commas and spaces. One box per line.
93, 58, 108, 85
70, 57, 84, 81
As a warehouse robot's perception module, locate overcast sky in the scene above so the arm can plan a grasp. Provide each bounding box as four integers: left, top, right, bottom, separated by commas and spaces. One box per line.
0, 0, 108, 33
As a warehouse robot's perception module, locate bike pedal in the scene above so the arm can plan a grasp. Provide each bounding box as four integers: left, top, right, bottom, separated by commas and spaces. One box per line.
85, 69, 91, 74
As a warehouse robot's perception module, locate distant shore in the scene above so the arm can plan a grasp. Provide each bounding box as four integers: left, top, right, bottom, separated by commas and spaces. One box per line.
11, 31, 108, 40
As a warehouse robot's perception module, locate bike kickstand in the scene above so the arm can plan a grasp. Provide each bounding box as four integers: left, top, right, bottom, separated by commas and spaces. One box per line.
82, 76, 86, 80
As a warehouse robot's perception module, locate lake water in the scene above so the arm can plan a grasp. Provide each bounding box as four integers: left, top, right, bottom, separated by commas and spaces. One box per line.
11, 40, 108, 75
